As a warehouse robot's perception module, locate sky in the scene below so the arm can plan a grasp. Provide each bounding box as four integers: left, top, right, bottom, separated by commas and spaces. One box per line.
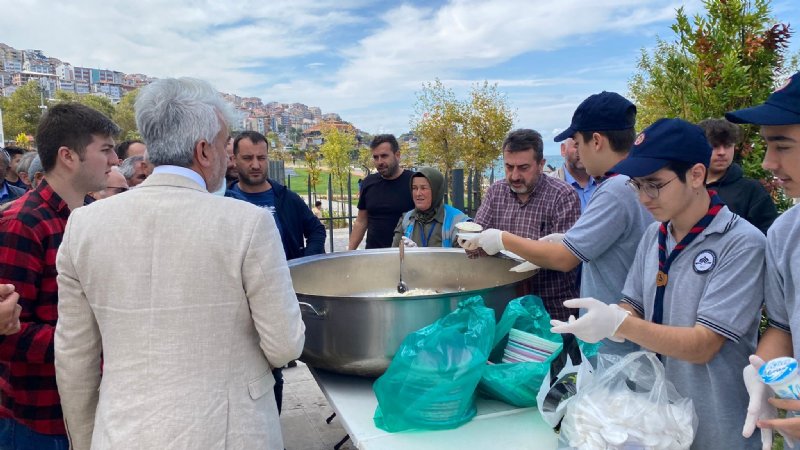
3, 0, 800, 155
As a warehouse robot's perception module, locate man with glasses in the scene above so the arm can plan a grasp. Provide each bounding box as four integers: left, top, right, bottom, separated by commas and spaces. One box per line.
549, 118, 764, 449
88, 167, 129, 201
461, 91, 653, 356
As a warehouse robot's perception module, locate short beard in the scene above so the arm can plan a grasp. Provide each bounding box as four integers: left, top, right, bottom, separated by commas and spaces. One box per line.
238, 172, 268, 186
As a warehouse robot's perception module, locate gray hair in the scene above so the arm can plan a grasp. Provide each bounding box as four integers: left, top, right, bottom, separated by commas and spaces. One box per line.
135, 77, 235, 168
0, 149, 8, 168
16, 151, 37, 177
28, 155, 43, 181
118, 155, 144, 179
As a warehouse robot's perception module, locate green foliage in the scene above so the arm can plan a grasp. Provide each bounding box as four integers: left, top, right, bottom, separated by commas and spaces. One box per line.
113, 89, 140, 140
629, 0, 795, 210
1, 81, 44, 138
412, 79, 464, 175
319, 125, 356, 217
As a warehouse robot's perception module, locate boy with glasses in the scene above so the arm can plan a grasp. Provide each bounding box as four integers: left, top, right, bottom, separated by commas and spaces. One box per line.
550, 118, 764, 449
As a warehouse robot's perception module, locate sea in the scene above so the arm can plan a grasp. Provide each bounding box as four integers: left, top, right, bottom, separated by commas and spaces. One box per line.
484, 154, 564, 180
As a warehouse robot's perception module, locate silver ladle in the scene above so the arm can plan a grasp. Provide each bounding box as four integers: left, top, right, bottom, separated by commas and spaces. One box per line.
397, 239, 409, 294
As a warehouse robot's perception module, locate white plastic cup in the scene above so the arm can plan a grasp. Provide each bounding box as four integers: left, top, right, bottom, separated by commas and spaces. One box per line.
759, 357, 800, 400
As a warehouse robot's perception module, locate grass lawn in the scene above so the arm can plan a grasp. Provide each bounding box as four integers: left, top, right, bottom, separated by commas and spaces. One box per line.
284, 167, 361, 200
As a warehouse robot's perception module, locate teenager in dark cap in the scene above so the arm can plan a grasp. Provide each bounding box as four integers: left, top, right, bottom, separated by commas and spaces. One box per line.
461, 91, 653, 355
732, 71, 800, 448
551, 118, 764, 450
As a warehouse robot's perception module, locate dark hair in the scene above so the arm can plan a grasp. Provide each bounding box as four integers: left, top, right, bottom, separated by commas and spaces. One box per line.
233, 131, 268, 156
697, 118, 740, 147
315, 200, 322, 207
115, 139, 144, 160
578, 128, 636, 153
663, 160, 707, 184
36, 103, 120, 172
370, 134, 399, 153
502, 129, 544, 161
3, 146, 25, 157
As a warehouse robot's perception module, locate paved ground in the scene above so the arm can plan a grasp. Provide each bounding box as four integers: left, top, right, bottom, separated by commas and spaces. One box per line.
280, 362, 356, 450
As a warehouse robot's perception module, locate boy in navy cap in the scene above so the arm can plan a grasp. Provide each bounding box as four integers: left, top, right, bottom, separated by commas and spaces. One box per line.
461, 91, 653, 356
551, 118, 765, 450
730, 71, 800, 447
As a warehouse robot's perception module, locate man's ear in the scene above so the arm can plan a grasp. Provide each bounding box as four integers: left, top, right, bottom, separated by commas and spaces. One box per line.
194, 140, 213, 168
690, 163, 707, 189
57, 146, 79, 170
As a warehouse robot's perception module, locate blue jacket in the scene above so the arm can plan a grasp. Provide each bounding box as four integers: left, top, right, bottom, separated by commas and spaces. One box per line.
230, 179, 326, 260
401, 204, 470, 248
0, 181, 26, 205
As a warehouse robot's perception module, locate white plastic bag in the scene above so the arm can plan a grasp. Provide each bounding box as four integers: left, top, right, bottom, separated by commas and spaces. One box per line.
560, 351, 696, 450
536, 336, 596, 428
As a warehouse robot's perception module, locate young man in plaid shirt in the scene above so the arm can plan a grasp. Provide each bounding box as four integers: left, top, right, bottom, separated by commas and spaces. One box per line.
0, 103, 120, 449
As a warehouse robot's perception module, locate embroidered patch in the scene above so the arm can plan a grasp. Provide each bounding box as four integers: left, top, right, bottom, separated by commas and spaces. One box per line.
634, 132, 646, 146
693, 250, 717, 273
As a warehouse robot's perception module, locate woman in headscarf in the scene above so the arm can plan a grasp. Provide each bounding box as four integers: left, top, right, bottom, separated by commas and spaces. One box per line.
392, 167, 471, 248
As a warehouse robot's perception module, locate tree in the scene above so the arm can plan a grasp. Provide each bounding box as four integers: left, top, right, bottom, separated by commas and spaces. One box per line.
461, 81, 515, 199
319, 125, 356, 215
629, 0, 796, 209
113, 89, 141, 140
54, 91, 116, 120
305, 148, 322, 197
1, 81, 44, 139
411, 79, 465, 183
357, 145, 373, 176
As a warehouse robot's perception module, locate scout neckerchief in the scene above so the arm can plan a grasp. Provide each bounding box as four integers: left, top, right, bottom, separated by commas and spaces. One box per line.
652, 190, 724, 324
418, 222, 437, 247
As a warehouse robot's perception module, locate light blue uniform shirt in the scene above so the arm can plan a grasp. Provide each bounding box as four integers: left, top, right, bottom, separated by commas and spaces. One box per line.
562, 166, 597, 213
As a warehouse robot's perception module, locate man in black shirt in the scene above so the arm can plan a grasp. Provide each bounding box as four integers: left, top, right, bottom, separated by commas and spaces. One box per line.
349, 134, 414, 249
698, 118, 778, 234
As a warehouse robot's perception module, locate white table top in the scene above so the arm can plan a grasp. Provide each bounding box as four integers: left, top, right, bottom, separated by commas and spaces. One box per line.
311, 368, 559, 450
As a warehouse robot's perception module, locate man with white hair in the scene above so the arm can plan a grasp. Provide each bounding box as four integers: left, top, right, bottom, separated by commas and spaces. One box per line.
54, 77, 305, 450
0, 149, 26, 205
118, 154, 152, 187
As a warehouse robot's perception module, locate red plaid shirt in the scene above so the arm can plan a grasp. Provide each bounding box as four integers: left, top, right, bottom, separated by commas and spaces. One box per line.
474, 176, 581, 321
0, 180, 70, 435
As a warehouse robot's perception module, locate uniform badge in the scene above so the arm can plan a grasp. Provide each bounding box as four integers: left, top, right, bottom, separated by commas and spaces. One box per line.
634, 132, 646, 146
656, 271, 668, 287
693, 250, 716, 273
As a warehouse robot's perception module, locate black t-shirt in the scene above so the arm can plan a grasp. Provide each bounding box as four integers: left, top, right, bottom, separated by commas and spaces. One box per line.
357, 170, 415, 249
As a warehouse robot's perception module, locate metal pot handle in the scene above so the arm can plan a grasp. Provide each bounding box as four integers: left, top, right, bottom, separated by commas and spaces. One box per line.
299, 302, 326, 319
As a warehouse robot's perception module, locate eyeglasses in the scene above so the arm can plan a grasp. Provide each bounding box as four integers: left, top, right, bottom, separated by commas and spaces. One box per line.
625, 176, 677, 199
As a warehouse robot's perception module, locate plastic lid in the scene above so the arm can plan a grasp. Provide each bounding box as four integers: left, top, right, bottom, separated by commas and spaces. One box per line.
760, 357, 799, 384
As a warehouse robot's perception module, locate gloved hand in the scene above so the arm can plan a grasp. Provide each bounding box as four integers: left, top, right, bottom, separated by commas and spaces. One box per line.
743, 355, 777, 450
400, 236, 417, 248
539, 233, 565, 244
550, 298, 630, 343
458, 229, 505, 255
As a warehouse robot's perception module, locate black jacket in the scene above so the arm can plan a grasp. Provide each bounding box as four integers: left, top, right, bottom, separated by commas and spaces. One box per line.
231, 179, 326, 260
707, 163, 778, 234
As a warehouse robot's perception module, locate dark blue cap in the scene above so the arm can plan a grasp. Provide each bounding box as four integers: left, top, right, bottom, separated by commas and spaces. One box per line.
609, 118, 711, 178
554, 91, 637, 142
726, 72, 800, 125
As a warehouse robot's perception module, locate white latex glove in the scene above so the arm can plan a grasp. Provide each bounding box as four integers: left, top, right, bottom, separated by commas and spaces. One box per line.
510, 261, 540, 273
400, 236, 417, 248
549, 298, 630, 343
539, 233, 565, 244
743, 355, 778, 450
458, 229, 505, 255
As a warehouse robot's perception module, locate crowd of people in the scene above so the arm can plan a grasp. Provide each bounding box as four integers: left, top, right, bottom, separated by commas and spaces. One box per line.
0, 70, 797, 449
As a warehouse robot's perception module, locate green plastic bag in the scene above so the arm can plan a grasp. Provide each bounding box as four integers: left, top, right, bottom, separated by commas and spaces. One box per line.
479, 295, 563, 407
373, 296, 496, 432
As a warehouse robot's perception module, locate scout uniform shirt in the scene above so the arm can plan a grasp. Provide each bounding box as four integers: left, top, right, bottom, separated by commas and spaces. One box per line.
562, 174, 654, 356
621, 206, 764, 450
765, 204, 800, 358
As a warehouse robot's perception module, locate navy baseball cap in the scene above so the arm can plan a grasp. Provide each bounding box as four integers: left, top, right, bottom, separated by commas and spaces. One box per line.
726, 71, 800, 125
553, 91, 637, 142
609, 118, 711, 178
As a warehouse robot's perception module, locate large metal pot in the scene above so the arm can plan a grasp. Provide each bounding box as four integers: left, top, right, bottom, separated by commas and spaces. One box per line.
288, 248, 535, 376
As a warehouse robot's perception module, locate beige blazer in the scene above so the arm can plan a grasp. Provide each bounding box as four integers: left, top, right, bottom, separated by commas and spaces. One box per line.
55, 173, 305, 450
